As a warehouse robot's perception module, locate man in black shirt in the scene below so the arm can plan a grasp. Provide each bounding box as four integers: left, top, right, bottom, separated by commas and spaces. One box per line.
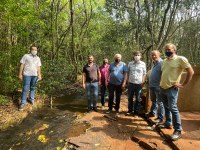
82, 55, 101, 112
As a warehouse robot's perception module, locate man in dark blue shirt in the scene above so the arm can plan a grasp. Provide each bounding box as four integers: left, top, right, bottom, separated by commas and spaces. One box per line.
146, 50, 164, 123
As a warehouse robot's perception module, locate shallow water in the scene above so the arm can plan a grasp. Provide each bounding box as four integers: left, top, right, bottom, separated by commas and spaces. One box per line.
0, 94, 90, 150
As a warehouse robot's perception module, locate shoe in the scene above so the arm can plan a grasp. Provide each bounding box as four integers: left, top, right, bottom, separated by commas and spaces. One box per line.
115, 110, 119, 115
105, 109, 111, 114
87, 109, 92, 113
170, 130, 181, 141
30, 101, 34, 106
93, 107, 98, 112
145, 113, 155, 118
153, 118, 163, 123
19, 104, 25, 111
126, 111, 133, 116
133, 112, 140, 117
157, 123, 172, 129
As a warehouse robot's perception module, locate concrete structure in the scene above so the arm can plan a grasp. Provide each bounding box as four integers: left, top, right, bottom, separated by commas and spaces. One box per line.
178, 67, 200, 111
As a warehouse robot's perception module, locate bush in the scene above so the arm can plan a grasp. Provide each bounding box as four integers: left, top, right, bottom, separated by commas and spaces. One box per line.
0, 95, 9, 105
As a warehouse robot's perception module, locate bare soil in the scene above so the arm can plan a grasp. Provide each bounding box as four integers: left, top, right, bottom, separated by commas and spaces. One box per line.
66, 95, 172, 150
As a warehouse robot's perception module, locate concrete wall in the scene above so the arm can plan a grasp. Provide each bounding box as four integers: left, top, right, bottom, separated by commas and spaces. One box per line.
178, 67, 200, 111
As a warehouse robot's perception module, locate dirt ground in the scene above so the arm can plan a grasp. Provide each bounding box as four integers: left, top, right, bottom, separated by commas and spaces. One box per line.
1, 94, 199, 150
65, 95, 200, 150
0, 97, 45, 131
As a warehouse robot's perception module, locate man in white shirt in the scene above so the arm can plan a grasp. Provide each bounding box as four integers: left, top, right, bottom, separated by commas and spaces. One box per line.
18, 46, 42, 111
127, 51, 146, 116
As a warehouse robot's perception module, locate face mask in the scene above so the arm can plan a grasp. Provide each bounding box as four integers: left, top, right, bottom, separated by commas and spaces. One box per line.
103, 61, 108, 65
134, 56, 141, 61
115, 58, 120, 63
31, 50, 37, 56
165, 51, 173, 57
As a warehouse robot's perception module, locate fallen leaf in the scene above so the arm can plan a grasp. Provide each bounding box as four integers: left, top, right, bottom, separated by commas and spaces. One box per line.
37, 135, 48, 143
26, 130, 32, 135
34, 124, 49, 134
16, 143, 21, 146
56, 147, 61, 150
59, 139, 63, 143
95, 143, 100, 147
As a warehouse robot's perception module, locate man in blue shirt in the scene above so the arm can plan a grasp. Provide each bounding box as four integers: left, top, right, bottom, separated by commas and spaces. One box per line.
105, 54, 128, 114
146, 50, 164, 123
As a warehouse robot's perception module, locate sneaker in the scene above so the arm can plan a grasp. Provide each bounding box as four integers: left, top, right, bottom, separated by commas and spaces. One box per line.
133, 112, 140, 117
93, 107, 98, 112
145, 113, 155, 118
126, 111, 133, 116
105, 109, 111, 114
153, 118, 163, 123
170, 130, 181, 141
115, 110, 119, 115
19, 104, 25, 111
157, 123, 172, 129
30, 101, 34, 106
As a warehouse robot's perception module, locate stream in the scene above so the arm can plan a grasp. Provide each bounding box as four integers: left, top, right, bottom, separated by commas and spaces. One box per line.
0, 94, 90, 150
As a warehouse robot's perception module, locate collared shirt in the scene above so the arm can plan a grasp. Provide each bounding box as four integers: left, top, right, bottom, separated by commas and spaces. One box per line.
109, 62, 128, 85
149, 58, 163, 87
83, 63, 99, 83
128, 60, 146, 84
160, 55, 191, 89
20, 54, 41, 76
99, 64, 110, 85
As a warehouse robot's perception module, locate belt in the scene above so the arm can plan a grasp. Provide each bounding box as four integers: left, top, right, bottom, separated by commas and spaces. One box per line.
87, 80, 98, 83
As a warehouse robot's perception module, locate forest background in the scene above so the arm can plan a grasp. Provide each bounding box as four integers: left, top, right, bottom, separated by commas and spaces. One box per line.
0, 0, 199, 101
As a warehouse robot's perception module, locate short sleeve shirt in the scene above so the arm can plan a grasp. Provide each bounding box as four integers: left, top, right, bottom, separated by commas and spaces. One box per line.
83, 63, 99, 83
99, 64, 110, 84
149, 58, 163, 87
109, 62, 128, 85
128, 61, 146, 84
20, 54, 41, 76
160, 55, 191, 89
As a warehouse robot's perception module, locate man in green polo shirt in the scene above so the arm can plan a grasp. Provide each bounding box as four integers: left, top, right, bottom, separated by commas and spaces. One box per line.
158, 43, 194, 141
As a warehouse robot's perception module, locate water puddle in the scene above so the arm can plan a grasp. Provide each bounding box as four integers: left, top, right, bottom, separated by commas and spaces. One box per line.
0, 94, 90, 150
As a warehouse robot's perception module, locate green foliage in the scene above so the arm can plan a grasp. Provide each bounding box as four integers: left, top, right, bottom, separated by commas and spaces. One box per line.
0, 95, 9, 105
0, 0, 199, 96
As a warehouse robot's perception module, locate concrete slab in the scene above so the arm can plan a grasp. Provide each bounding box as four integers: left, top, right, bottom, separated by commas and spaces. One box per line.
159, 112, 200, 150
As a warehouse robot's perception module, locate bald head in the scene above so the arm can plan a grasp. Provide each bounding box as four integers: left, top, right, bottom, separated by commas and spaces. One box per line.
151, 50, 160, 62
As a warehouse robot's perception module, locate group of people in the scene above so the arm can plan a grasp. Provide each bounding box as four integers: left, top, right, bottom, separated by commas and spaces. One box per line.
82, 51, 146, 115
82, 43, 194, 141
18, 43, 194, 142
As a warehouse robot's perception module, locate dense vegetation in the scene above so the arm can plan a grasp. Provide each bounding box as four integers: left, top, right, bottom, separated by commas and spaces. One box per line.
0, 0, 199, 97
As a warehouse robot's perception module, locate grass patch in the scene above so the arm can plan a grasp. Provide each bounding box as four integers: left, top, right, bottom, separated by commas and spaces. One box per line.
0, 95, 9, 105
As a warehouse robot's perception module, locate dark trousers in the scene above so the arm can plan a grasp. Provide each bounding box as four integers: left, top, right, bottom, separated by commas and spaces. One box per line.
108, 83, 122, 111
128, 83, 142, 113
100, 84, 107, 106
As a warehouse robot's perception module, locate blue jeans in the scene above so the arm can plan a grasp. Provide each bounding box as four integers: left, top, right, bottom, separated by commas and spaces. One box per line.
160, 87, 182, 131
108, 84, 122, 111
86, 82, 98, 109
21, 75, 38, 105
128, 83, 142, 113
149, 87, 164, 120
100, 84, 107, 106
